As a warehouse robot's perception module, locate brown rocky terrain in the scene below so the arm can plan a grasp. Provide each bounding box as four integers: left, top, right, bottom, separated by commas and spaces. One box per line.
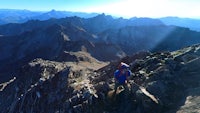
1, 43, 200, 113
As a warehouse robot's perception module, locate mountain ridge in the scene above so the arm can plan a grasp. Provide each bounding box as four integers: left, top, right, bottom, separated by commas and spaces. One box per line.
1, 14, 200, 72
0, 9, 98, 25
160, 16, 200, 31
1, 43, 200, 113
1, 9, 200, 32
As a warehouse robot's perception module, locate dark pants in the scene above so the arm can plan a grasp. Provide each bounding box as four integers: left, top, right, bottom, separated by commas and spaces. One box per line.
112, 81, 130, 102
114, 81, 129, 93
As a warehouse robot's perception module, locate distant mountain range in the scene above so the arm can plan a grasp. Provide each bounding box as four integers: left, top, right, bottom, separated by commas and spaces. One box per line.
0, 9, 200, 32
1, 13, 200, 71
0, 9, 98, 25
160, 17, 200, 31
0, 14, 164, 69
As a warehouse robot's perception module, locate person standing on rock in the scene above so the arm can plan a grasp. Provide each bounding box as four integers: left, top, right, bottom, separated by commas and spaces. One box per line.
114, 62, 131, 93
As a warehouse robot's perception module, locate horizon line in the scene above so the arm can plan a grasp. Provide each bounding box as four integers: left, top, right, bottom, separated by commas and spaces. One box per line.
0, 8, 200, 19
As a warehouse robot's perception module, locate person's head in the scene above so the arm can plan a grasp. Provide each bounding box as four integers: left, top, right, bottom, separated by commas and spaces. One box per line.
118, 62, 129, 74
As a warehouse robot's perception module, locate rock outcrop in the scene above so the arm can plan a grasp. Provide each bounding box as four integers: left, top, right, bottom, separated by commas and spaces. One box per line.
0, 57, 107, 113
1, 44, 200, 113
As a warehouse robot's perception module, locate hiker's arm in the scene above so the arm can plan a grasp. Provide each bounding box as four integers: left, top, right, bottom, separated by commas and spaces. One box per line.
114, 70, 120, 78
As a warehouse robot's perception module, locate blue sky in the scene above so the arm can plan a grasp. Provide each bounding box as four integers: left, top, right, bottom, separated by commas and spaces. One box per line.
0, 0, 119, 11
0, 0, 199, 18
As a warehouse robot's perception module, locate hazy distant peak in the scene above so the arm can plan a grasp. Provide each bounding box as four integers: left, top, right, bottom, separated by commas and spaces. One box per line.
50, 9, 56, 12
94, 13, 113, 19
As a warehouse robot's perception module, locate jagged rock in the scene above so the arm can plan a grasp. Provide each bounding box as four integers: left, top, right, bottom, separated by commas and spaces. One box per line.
1, 44, 200, 113
69, 95, 81, 106
82, 91, 91, 100
73, 104, 83, 113
94, 82, 110, 93
64, 100, 71, 110
130, 82, 140, 95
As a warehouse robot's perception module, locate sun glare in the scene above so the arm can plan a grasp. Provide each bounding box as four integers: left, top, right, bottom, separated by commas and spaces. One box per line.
82, 0, 200, 18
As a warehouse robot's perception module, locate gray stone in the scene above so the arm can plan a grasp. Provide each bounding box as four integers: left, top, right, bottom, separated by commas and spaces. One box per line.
73, 104, 83, 113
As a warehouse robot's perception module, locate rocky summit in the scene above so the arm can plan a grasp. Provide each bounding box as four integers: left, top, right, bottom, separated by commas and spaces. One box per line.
1, 14, 200, 113
1, 43, 200, 113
